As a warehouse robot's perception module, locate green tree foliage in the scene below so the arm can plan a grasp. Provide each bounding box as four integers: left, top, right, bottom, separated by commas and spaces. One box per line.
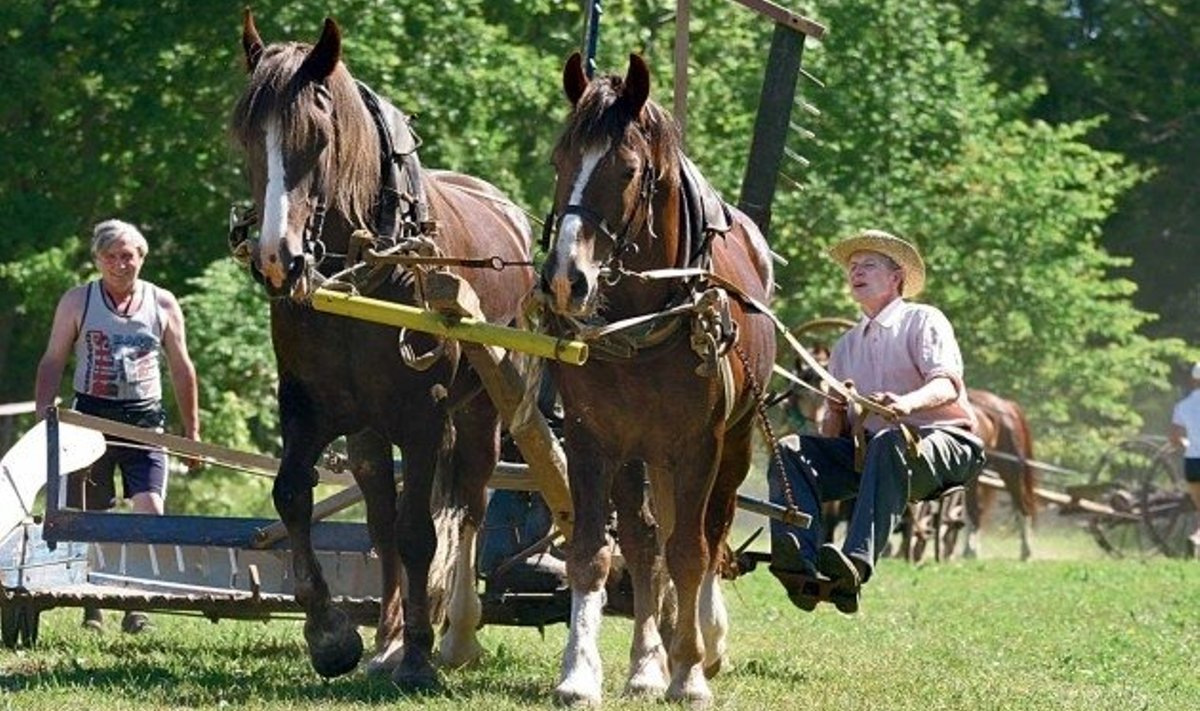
958, 0, 1200, 347
758, 0, 1183, 463
0, 1, 251, 401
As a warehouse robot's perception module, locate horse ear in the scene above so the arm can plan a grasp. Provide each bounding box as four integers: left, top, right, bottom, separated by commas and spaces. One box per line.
241, 7, 264, 72
622, 53, 651, 116
301, 17, 342, 81
563, 52, 588, 106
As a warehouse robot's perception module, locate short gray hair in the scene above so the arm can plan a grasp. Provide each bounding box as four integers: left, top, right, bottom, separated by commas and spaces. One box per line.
91, 219, 149, 258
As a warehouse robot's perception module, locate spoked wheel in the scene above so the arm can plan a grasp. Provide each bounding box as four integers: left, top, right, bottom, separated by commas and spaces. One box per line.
899, 502, 935, 563
935, 487, 968, 562
1087, 437, 1177, 558
1136, 439, 1195, 558
773, 316, 857, 432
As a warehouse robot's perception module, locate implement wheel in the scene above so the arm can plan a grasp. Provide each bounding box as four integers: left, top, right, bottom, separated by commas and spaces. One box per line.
1087, 436, 1184, 558
1135, 439, 1195, 558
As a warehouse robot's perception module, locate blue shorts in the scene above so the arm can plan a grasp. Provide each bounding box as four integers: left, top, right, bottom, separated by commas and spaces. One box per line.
68, 394, 168, 510
1185, 458, 1200, 484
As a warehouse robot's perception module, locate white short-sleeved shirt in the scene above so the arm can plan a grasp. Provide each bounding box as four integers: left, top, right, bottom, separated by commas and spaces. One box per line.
1172, 389, 1200, 458
830, 298, 977, 433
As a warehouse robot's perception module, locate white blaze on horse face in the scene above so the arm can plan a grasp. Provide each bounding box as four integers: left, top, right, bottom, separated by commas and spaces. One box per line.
550, 145, 607, 312
259, 119, 291, 288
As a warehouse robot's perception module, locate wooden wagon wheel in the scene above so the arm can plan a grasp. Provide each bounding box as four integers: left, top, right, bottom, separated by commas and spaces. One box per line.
789, 316, 858, 342
1135, 438, 1195, 558
1086, 436, 1168, 558
772, 316, 856, 422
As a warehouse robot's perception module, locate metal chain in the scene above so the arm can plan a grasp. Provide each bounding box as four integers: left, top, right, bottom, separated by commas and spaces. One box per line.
732, 342, 798, 513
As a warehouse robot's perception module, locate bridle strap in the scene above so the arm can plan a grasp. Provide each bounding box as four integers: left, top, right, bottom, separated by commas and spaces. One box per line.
544, 161, 658, 272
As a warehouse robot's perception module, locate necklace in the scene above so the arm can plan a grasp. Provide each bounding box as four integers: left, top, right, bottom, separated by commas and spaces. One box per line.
102, 281, 138, 317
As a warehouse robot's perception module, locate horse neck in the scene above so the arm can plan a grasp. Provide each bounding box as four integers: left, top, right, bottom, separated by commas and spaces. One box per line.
326, 85, 386, 247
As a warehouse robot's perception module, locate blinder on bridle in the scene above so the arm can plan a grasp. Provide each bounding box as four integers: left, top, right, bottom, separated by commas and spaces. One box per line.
542, 161, 657, 283
226, 168, 331, 288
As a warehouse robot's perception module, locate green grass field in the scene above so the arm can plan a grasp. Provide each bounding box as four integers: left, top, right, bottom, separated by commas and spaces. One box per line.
3, 523, 1198, 711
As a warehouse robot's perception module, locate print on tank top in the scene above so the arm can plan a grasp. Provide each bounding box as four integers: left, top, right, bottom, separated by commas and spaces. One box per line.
81, 329, 159, 398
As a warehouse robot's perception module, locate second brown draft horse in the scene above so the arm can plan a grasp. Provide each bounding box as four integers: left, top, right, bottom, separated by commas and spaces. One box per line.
230, 13, 533, 686
965, 388, 1038, 559
539, 53, 776, 705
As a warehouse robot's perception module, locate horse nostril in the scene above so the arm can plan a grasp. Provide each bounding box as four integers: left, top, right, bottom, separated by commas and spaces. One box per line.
288, 255, 306, 281
570, 271, 589, 301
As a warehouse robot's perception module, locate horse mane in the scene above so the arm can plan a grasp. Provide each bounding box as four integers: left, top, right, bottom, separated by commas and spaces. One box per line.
555, 72, 682, 186
229, 42, 380, 231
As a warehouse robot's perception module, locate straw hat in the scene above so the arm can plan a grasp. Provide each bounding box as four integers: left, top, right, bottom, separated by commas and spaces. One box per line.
828, 229, 926, 298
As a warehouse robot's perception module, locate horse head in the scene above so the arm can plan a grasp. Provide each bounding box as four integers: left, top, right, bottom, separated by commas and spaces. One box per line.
231, 10, 379, 300
540, 52, 682, 319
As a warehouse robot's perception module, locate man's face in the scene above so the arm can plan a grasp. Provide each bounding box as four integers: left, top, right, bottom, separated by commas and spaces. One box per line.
96, 237, 145, 286
845, 250, 902, 311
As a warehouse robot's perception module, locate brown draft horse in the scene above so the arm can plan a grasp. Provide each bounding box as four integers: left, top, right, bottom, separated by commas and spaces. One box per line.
539, 53, 776, 705
964, 388, 1038, 560
230, 13, 533, 686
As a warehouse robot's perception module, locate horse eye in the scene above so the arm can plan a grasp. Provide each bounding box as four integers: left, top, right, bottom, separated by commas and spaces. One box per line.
314, 84, 332, 111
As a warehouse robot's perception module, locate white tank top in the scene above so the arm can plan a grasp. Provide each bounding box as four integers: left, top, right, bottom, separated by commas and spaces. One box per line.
72, 280, 166, 401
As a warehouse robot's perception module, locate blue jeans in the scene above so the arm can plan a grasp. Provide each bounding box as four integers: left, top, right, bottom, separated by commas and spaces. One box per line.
478, 490, 553, 573
769, 427, 984, 582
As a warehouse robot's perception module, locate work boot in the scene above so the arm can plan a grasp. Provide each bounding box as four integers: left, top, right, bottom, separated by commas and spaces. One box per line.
769, 534, 824, 612
82, 606, 104, 632
121, 611, 153, 634
816, 544, 865, 615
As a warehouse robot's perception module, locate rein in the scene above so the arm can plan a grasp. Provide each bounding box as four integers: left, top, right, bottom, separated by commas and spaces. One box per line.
589, 264, 906, 426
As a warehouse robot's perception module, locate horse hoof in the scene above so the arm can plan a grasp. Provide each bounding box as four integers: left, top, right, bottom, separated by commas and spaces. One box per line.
438, 633, 483, 669
392, 650, 441, 691
623, 679, 667, 699
703, 653, 728, 679
304, 608, 364, 678
553, 686, 602, 708
365, 639, 404, 677
666, 668, 713, 709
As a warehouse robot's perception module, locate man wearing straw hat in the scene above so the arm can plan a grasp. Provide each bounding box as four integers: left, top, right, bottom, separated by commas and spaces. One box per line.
768, 229, 985, 613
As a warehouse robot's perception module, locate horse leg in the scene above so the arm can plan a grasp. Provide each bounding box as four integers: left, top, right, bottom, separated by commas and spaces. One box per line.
437, 396, 497, 668
698, 422, 754, 680
555, 435, 615, 707
345, 430, 405, 676
962, 480, 984, 559
391, 427, 446, 689
1013, 474, 1035, 561
661, 446, 718, 706
274, 384, 362, 678
612, 461, 668, 699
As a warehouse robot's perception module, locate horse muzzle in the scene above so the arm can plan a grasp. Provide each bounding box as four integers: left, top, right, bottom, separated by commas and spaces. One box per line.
250, 241, 313, 300
541, 262, 595, 317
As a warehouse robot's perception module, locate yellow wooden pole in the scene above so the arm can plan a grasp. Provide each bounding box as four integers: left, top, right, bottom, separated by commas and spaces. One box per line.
310, 289, 589, 366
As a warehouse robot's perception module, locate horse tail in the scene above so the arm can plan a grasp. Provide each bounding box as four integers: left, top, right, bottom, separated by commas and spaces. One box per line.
1012, 402, 1039, 525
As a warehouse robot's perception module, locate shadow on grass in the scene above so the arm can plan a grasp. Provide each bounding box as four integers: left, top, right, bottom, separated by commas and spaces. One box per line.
1, 633, 558, 706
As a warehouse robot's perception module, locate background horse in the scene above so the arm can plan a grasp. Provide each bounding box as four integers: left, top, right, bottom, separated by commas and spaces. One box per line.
540, 53, 776, 706
230, 13, 533, 686
964, 388, 1038, 560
